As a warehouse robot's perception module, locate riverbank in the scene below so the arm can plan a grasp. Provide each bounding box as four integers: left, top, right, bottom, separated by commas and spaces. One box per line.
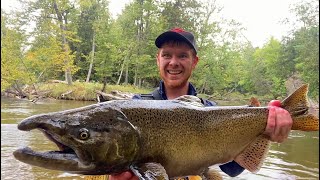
2, 81, 318, 107
2, 81, 271, 106
2, 81, 152, 102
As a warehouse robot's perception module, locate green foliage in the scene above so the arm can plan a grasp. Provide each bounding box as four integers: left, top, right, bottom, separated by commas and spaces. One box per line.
73, 0, 111, 82
26, 37, 67, 81
282, 0, 319, 98
1, 0, 319, 100
1, 11, 35, 92
292, 26, 319, 98
251, 38, 287, 97
16, 0, 80, 85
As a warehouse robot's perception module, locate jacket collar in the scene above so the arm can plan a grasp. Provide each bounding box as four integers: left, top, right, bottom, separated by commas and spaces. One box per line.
158, 80, 197, 100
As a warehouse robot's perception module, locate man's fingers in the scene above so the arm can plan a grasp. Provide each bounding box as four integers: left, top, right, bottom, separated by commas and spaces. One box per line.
265, 106, 292, 143
109, 171, 138, 180
275, 108, 292, 142
268, 100, 281, 107
265, 106, 276, 137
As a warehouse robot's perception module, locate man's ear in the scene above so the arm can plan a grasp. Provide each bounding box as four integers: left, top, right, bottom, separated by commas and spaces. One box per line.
192, 56, 199, 69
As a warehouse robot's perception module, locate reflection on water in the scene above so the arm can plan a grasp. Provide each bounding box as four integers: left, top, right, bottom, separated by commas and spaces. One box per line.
1, 97, 94, 180
1, 97, 319, 179
1, 97, 95, 124
209, 130, 319, 180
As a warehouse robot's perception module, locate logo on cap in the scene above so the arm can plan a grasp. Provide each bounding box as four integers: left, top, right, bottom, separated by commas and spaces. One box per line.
171, 28, 185, 33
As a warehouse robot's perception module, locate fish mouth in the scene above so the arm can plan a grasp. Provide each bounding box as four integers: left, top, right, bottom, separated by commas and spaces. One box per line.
12, 114, 97, 174
13, 109, 139, 175
13, 129, 96, 174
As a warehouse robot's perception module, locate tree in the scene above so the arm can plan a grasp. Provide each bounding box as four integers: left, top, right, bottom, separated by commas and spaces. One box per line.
17, 0, 79, 85
1, 10, 34, 94
114, 0, 160, 87
282, 0, 319, 98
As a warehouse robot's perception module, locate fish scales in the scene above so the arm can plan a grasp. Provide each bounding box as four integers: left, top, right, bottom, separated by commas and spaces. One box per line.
13, 84, 319, 179
108, 101, 269, 176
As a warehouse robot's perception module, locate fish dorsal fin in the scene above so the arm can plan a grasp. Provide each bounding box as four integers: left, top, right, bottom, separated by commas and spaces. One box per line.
234, 135, 270, 173
173, 95, 204, 107
249, 97, 261, 107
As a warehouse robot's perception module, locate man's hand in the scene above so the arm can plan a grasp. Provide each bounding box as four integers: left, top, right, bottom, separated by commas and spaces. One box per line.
264, 100, 293, 143
109, 171, 139, 180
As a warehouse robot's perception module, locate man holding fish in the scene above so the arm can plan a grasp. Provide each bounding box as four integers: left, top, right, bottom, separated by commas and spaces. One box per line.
109, 28, 293, 180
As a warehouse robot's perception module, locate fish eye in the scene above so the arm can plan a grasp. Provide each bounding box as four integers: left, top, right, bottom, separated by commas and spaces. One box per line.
79, 128, 90, 140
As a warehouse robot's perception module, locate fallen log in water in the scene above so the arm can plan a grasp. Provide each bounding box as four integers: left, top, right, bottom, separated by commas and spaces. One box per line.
95, 90, 133, 102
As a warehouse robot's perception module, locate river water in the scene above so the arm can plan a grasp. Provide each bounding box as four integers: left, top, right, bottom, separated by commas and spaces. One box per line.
1, 96, 319, 180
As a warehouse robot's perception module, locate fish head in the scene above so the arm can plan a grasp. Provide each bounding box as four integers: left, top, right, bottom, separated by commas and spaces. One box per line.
13, 103, 141, 175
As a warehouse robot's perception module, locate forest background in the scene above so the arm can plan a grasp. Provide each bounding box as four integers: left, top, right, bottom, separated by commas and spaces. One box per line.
1, 0, 319, 102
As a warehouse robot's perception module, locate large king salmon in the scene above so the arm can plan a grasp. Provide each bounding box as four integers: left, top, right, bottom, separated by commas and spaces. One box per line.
13, 84, 318, 179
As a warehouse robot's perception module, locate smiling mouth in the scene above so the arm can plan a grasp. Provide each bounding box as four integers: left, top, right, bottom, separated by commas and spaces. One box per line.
167, 70, 182, 75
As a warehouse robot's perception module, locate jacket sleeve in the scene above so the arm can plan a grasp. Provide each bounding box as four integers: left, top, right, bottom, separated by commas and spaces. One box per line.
132, 94, 142, 99
219, 161, 245, 177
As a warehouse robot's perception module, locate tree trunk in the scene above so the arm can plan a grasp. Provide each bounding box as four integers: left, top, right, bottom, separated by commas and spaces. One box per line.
53, 0, 72, 85
134, 66, 137, 86
117, 58, 125, 85
65, 68, 73, 85
86, 33, 95, 83
101, 76, 108, 92
138, 78, 142, 88
125, 63, 129, 85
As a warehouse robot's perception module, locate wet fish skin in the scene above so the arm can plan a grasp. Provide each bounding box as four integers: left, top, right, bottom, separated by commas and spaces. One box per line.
13, 84, 319, 179
15, 106, 141, 174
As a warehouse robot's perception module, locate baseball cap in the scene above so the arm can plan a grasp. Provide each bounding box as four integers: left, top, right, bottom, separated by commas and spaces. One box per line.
155, 28, 197, 54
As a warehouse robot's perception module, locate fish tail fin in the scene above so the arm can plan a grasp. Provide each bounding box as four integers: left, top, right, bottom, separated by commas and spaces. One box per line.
281, 84, 319, 131
235, 85, 318, 173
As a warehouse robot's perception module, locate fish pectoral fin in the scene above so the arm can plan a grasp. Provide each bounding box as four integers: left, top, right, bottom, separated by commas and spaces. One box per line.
202, 168, 222, 180
130, 162, 169, 180
84, 175, 108, 180
234, 135, 270, 173
172, 175, 202, 180
173, 95, 205, 107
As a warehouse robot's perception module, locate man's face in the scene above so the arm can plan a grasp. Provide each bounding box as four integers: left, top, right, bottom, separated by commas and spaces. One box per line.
157, 41, 199, 89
